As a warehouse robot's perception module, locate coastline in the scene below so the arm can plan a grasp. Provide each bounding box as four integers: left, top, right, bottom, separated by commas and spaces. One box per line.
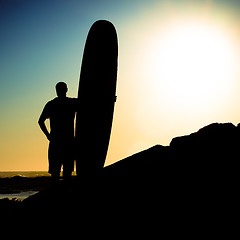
0, 171, 50, 178
0, 191, 39, 200
0, 122, 239, 213
0, 173, 78, 200
0, 175, 52, 200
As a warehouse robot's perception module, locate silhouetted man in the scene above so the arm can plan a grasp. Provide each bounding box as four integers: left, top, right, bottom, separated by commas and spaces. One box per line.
38, 82, 78, 185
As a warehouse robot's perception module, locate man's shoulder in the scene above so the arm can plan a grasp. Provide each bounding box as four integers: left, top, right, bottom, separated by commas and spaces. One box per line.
45, 97, 77, 108
47, 97, 58, 104
67, 97, 78, 101
44, 98, 58, 108
66, 97, 78, 104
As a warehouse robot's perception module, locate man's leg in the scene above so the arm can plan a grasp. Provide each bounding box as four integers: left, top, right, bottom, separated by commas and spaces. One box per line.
63, 171, 71, 187
51, 171, 60, 186
49, 141, 61, 187
63, 159, 73, 188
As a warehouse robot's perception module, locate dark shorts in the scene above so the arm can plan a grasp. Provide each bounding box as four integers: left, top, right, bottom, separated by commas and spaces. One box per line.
48, 139, 75, 175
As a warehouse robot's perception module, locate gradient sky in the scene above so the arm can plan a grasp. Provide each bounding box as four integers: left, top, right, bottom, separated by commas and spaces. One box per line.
1, 0, 240, 171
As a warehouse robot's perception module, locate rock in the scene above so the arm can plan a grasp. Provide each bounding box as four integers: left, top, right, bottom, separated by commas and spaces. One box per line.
2, 122, 239, 223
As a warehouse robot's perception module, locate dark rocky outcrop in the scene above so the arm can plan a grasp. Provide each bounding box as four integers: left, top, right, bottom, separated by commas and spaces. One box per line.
2, 123, 239, 227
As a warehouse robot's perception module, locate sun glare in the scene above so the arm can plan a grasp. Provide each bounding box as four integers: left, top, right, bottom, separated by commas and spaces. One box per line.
134, 19, 239, 143
147, 21, 237, 109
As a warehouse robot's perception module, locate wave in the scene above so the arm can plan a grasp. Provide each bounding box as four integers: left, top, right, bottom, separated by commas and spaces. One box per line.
0, 191, 38, 200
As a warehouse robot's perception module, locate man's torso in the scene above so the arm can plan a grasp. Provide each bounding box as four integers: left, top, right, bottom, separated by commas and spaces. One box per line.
44, 97, 77, 141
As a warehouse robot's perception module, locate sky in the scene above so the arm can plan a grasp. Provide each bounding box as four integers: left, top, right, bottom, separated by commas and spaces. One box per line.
1, 0, 240, 171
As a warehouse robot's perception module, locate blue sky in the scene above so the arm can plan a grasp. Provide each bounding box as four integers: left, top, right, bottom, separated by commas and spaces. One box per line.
0, 0, 148, 107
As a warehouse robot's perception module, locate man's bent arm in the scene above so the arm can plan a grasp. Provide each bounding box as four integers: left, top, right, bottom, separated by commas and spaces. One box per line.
38, 115, 51, 141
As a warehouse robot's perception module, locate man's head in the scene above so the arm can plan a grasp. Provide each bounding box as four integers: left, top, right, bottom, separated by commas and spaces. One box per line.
56, 82, 68, 98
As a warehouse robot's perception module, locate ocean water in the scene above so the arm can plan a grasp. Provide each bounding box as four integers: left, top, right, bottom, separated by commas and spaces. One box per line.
0, 171, 77, 200
0, 171, 50, 178
0, 171, 77, 178
0, 171, 50, 200
0, 191, 39, 200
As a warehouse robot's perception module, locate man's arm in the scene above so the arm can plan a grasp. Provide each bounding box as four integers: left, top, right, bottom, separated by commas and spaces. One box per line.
38, 106, 51, 141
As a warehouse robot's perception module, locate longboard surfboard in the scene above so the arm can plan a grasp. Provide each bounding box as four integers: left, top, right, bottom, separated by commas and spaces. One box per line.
75, 20, 118, 176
